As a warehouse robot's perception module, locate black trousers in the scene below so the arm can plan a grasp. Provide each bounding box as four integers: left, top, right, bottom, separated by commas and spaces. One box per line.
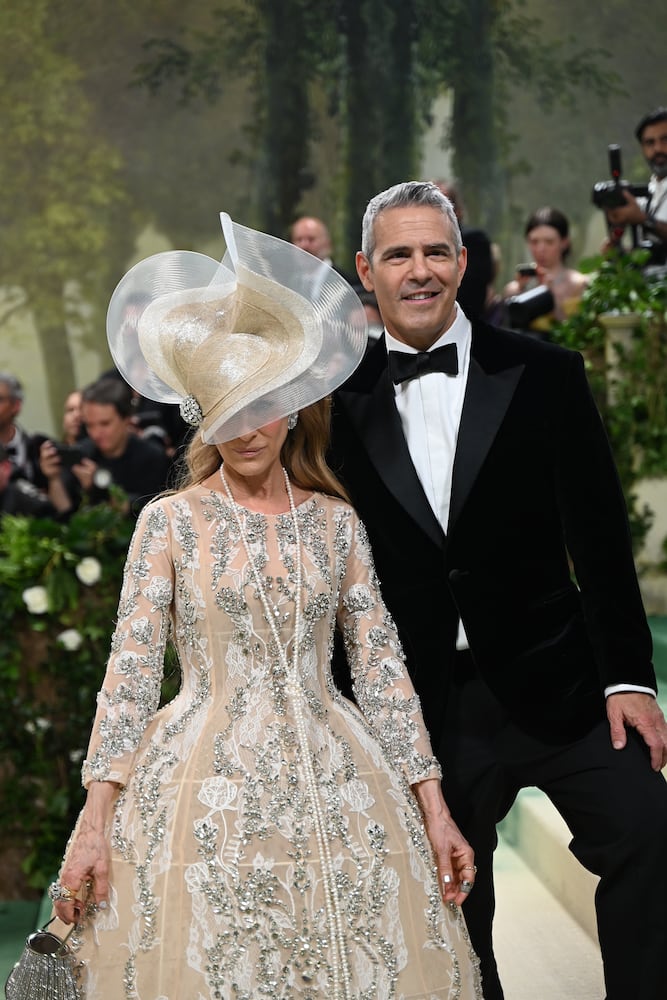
438, 651, 667, 1000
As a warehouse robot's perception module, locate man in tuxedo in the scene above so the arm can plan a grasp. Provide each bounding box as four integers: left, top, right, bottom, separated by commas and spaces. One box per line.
330, 181, 667, 1000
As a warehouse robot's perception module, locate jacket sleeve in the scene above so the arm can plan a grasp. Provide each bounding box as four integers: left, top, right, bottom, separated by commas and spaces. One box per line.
555, 349, 655, 689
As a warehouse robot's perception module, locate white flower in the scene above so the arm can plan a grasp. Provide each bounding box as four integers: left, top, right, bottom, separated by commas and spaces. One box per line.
340, 778, 375, 813
198, 776, 238, 811
25, 717, 52, 735
75, 557, 102, 586
22, 585, 49, 614
57, 628, 83, 651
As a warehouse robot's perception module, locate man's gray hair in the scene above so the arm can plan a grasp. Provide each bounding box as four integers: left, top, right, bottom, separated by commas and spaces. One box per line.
0, 372, 24, 402
360, 181, 462, 262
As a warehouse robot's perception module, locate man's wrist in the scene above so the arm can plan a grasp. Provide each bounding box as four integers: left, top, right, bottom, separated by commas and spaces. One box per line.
604, 683, 657, 699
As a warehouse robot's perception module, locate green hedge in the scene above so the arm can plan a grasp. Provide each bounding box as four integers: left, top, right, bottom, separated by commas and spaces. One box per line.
0, 500, 179, 894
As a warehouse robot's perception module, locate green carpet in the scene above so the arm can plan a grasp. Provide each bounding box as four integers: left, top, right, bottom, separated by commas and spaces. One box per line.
0, 899, 40, 985
649, 616, 667, 677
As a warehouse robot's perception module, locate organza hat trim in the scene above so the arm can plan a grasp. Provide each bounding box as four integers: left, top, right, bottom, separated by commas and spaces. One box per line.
106, 213, 367, 443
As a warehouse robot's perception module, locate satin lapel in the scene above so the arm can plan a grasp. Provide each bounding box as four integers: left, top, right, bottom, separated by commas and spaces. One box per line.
337, 367, 446, 549
448, 354, 525, 531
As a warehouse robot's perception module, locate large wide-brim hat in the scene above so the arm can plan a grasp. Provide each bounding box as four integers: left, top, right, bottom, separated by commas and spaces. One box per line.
106, 213, 368, 443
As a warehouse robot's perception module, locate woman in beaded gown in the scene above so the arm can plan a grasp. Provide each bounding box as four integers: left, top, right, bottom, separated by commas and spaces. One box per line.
50, 215, 482, 1000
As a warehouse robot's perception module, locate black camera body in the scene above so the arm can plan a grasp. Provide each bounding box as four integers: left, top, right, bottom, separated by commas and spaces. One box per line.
591, 144, 649, 209
505, 285, 555, 333
55, 444, 85, 468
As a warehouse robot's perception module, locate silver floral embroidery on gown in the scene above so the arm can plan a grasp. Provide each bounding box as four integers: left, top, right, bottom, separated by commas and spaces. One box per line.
61, 488, 481, 1000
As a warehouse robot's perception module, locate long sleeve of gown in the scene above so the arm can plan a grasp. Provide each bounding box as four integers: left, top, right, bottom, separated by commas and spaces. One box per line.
81, 502, 175, 788
335, 507, 441, 786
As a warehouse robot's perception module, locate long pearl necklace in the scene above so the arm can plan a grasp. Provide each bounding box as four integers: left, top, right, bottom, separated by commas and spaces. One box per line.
219, 466, 352, 999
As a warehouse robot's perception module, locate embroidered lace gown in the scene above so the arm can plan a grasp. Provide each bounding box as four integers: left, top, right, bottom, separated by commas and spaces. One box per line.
63, 486, 481, 999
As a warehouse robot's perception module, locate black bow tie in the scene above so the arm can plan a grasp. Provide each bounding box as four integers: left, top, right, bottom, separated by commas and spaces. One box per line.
388, 343, 459, 385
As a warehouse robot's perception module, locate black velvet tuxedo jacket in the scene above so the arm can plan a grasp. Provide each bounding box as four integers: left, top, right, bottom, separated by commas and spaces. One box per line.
330, 322, 655, 745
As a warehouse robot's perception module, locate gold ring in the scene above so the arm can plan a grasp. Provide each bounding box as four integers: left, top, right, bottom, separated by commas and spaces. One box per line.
461, 865, 478, 873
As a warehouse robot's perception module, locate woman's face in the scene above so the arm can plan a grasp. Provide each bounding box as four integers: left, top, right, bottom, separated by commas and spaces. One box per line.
526, 224, 568, 270
62, 391, 83, 443
217, 418, 289, 482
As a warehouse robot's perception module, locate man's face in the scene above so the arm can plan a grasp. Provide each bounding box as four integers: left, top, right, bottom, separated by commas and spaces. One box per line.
356, 206, 466, 350
82, 402, 130, 459
640, 121, 667, 179
290, 218, 331, 260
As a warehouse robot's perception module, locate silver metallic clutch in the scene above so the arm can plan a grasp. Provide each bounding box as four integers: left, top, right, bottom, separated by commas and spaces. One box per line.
4, 918, 83, 1000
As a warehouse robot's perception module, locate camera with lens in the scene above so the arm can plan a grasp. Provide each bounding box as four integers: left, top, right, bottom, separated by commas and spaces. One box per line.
505, 284, 555, 336
55, 444, 85, 468
591, 144, 649, 210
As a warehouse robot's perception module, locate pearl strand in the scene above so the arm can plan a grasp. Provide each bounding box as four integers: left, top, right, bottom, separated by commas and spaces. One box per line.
219, 466, 352, 998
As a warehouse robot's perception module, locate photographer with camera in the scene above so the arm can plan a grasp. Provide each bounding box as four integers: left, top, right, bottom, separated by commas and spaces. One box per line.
603, 107, 667, 260
40, 377, 171, 518
503, 207, 589, 336
0, 443, 57, 518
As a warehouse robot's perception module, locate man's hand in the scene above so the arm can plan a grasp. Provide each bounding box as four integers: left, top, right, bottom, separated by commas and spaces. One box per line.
606, 189, 646, 228
39, 440, 63, 480
607, 692, 667, 771
71, 457, 98, 492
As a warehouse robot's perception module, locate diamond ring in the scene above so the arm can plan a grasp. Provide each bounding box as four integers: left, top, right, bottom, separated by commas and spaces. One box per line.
48, 881, 77, 902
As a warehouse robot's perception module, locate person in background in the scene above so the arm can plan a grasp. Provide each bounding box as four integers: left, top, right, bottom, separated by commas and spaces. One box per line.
605, 106, 667, 261
39, 377, 171, 517
433, 180, 494, 321
0, 372, 48, 486
62, 389, 84, 446
0, 443, 56, 518
330, 180, 667, 1000
503, 207, 589, 331
289, 214, 358, 285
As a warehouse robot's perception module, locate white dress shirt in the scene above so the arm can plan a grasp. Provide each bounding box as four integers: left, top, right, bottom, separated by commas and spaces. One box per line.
386, 306, 470, 532
385, 308, 655, 696
386, 306, 470, 648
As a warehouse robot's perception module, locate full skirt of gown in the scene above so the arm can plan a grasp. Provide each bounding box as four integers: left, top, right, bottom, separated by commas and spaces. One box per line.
56, 486, 481, 999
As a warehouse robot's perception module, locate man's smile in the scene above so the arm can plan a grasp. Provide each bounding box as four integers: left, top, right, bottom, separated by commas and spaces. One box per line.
403, 290, 440, 301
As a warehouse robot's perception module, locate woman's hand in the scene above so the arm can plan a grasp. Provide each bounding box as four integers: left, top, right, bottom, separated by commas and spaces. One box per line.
412, 778, 476, 907
52, 781, 119, 924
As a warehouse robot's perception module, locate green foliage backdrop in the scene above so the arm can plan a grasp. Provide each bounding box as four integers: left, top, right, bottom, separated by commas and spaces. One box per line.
0, 502, 182, 896
0, 505, 134, 892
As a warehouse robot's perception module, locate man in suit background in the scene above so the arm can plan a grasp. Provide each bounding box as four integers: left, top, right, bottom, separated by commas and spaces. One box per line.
330, 181, 667, 1000
289, 215, 358, 287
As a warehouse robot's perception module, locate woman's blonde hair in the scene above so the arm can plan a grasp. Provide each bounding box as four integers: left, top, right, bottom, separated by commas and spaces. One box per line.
175, 397, 349, 501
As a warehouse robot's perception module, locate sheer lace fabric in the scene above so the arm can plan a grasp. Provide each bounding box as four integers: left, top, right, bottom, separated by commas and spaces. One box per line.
61, 488, 480, 999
